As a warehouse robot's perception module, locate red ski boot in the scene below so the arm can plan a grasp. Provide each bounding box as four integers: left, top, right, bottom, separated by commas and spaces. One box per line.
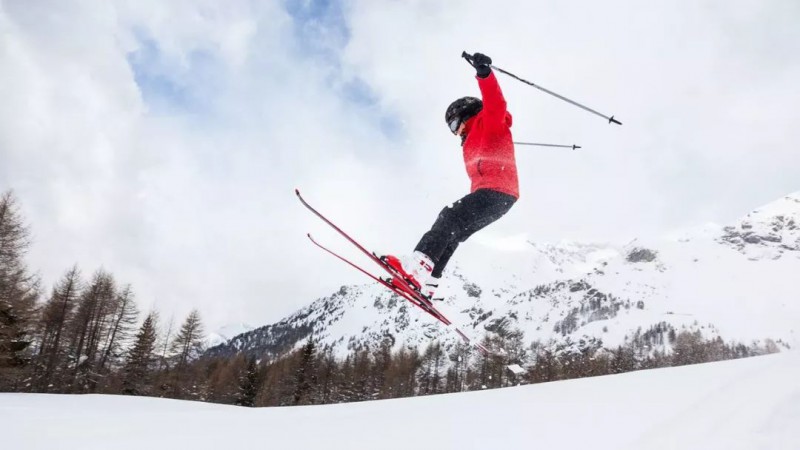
382, 251, 434, 294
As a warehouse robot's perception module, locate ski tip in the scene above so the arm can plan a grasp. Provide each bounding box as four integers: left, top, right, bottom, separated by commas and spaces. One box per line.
294, 188, 301, 196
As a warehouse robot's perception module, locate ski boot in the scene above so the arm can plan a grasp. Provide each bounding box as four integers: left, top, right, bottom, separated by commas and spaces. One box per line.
381, 251, 434, 298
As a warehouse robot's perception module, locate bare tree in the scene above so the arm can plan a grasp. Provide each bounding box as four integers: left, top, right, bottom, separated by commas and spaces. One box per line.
66, 269, 118, 392
157, 315, 175, 371
382, 347, 420, 399
91, 284, 139, 390
171, 309, 205, 371
34, 266, 82, 391
167, 309, 205, 397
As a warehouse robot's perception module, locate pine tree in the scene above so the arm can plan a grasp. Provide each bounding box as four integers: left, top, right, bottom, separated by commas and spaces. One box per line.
292, 339, 317, 405
672, 330, 706, 366
445, 342, 472, 393
349, 348, 372, 401
235, 357, 260, 407
418, 342, 445, 395
610, 345, 637, 373
370, 341, 392, 399
0, 191, 41, 390
313, 344, 338, 404
122, 312, 159, 395
527, 343, 561, 383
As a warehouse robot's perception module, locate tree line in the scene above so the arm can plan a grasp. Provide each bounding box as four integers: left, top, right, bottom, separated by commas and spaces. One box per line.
0, 190, 206, 396
0, 189, 782, 406
139, 324, 777, 408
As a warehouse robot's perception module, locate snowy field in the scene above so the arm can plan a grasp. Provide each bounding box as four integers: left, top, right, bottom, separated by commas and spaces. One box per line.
3, 352, 799, 450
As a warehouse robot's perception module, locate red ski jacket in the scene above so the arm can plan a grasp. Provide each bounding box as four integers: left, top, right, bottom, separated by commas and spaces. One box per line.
461, 71, 519, 199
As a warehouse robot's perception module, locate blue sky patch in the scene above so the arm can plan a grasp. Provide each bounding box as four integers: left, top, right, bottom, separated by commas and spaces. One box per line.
127, 32, 192, 111
284, 0, 349, 60
283, 0, 405, 141
126, 29, 223, 117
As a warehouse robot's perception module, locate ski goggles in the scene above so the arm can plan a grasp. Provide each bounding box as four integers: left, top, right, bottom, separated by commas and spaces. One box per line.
448, 118, 461, 134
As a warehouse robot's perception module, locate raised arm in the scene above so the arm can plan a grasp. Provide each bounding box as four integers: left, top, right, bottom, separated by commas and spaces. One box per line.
468, 52, 507, 123
477, 71, 507, 122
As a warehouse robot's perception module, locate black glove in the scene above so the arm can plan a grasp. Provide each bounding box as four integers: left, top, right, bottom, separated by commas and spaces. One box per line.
472, 52, 492, 78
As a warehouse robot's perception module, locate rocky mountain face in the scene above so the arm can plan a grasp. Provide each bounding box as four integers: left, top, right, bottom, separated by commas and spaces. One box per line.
718, 193, 800, 259
207, 193, 800, 361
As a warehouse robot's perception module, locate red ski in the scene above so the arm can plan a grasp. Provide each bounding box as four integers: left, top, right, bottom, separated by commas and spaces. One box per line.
306, 233, 443, 322
296, 189, 491, 356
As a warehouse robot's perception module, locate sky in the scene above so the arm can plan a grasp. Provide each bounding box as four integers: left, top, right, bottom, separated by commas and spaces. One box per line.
1, 0, 799, 330
3, 352, 799, 448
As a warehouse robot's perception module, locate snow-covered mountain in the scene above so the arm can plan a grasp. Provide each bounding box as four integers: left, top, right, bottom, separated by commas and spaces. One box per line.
204, 323, 255, 349
208, 192, 800, 360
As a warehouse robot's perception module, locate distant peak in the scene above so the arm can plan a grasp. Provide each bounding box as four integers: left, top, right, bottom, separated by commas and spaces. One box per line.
719, 191, 800, 258
746, 192, 800, 221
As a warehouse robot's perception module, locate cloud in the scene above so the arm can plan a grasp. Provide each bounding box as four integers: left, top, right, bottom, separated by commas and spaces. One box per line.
1, 0, 799, 330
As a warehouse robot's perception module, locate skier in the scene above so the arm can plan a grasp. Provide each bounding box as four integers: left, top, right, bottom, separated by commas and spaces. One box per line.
385, 52, 518, 299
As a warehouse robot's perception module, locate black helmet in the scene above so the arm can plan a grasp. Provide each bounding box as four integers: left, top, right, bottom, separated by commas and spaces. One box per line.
445, 96, 482, 133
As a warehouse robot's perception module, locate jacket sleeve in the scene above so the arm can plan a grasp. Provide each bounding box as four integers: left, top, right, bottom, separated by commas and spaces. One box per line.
477, 71, 507, 123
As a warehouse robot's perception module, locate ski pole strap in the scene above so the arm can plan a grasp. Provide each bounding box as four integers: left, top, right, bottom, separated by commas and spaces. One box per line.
461, 51, 476, 68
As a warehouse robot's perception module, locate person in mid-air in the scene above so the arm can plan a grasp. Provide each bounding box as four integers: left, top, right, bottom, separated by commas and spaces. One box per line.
385, 52, 519, 300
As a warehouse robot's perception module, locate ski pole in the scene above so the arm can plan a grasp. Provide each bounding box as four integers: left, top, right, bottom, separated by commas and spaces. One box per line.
462, 52, 622, 126
513, 141, 582, 150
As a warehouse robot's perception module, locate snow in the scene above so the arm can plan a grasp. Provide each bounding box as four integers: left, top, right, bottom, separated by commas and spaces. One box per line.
3, 351, 798, 449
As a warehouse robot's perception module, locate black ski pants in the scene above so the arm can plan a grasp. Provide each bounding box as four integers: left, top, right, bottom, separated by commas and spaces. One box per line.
415, 189, 516, 278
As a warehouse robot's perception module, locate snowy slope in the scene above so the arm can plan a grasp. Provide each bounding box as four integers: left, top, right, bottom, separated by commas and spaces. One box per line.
3, 351, 799, 449
209, 192, 800, 359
